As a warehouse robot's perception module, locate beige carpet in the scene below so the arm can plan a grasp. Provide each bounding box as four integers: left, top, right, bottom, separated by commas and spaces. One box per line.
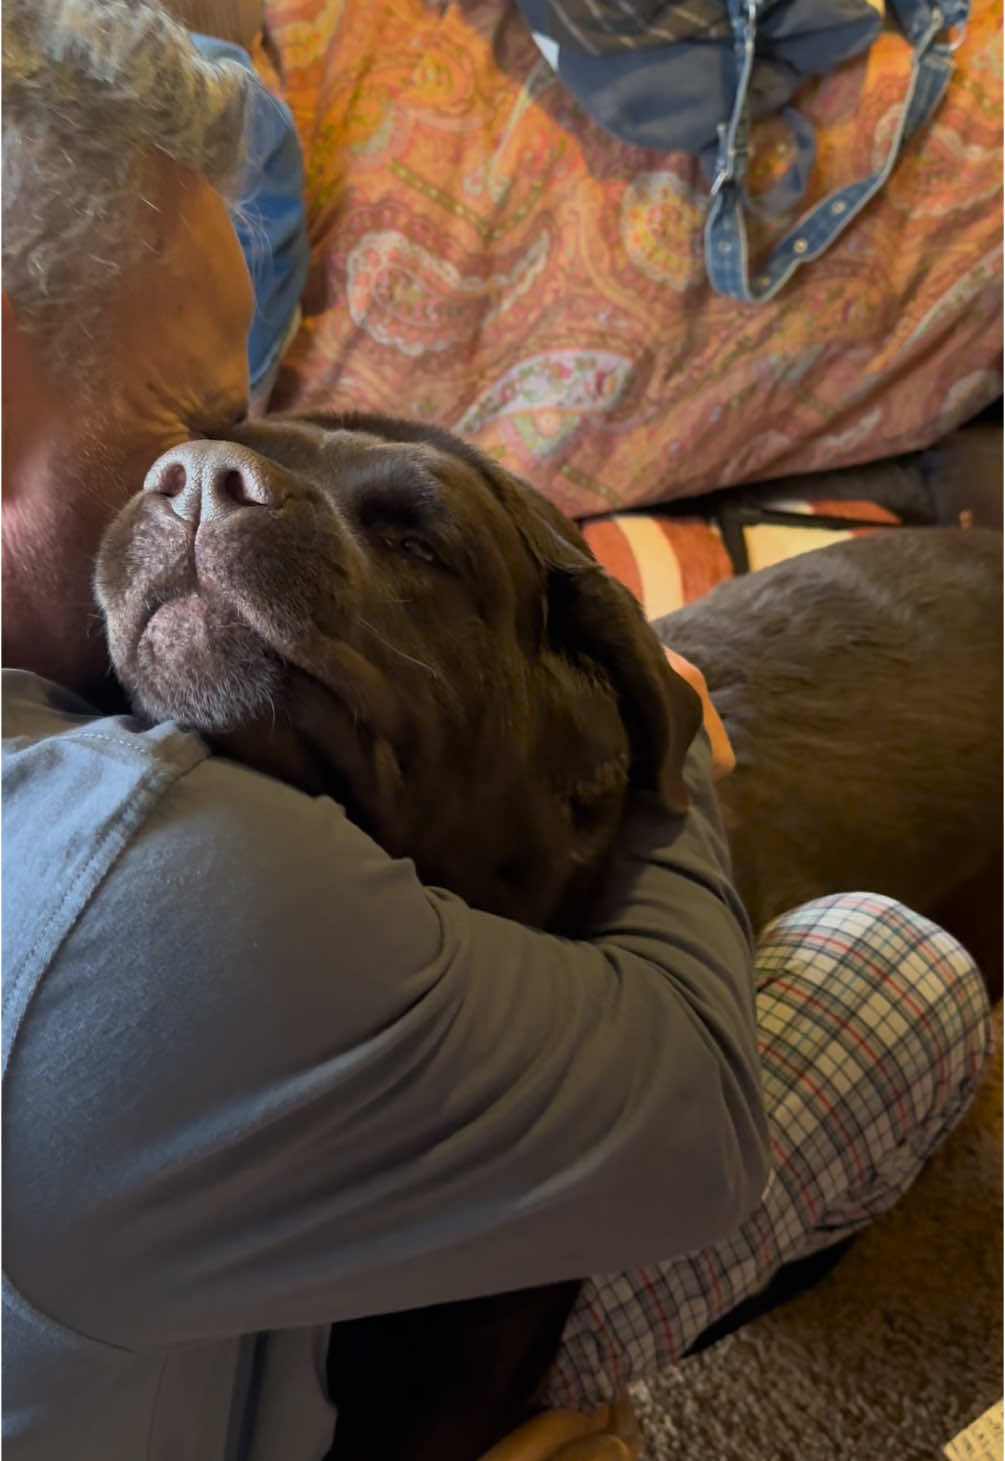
631, 1006, 1002, 1461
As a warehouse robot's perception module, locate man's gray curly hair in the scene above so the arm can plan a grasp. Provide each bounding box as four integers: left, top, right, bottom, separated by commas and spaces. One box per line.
2, 0, 252, 377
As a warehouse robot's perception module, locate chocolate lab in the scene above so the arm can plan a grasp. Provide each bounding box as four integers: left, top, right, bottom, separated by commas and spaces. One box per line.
96, 413, 703, 935
94, 413, 1002, 1461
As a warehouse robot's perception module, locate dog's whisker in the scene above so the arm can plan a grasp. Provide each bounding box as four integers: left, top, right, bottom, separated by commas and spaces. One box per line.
262, 686, 278, 733
356, 616, 444, 683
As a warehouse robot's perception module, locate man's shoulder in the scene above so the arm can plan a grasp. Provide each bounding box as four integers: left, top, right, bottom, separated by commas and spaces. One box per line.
3, 672, 211, 1033
2, 668, 209, 775
1, 668, 364, 911
1, 670, 407, 1023
2, 668, 217, 871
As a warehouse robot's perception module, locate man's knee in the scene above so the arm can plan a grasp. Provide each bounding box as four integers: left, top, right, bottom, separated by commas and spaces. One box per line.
756, 891, 992, 1159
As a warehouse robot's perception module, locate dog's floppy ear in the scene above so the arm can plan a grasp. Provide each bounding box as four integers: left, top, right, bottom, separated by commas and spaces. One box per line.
545, 559, 703, 813
489, 467, 703, 814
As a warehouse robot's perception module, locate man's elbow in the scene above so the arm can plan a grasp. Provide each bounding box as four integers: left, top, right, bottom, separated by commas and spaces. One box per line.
654, 1064, 773, 1255
700, 1113, 773, 1248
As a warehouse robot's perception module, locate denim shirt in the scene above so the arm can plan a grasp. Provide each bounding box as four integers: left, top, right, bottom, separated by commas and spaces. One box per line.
190, 33, 310, 398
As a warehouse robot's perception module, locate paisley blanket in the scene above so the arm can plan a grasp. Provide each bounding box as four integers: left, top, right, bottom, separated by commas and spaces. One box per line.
260, 0, 1002, 519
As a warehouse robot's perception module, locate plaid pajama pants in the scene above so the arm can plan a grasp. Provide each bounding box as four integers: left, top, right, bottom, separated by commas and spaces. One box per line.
544, 892, 993, 1408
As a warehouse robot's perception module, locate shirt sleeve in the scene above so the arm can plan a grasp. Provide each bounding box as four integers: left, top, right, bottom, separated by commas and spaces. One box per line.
4, 733, 770, 1349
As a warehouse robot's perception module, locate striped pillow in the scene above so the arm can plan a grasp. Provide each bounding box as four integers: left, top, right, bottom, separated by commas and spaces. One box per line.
582, 499, 899, 618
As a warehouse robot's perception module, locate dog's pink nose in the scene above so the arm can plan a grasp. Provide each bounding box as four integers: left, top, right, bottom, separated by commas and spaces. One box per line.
144, 441, 283, 525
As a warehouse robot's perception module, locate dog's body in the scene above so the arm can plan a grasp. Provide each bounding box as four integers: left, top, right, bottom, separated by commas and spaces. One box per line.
95, 414, 1002, 1461
654, 527, 1003, 988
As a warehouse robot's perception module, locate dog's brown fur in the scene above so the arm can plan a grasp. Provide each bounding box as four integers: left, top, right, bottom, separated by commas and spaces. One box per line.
95, 413, 1002, 1461
653, 526, 1003, 992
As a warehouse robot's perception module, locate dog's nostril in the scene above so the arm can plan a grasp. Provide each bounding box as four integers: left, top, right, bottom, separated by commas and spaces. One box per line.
221, 467, 259, 506
211, 464, 276, 509
157, 463, 187, 499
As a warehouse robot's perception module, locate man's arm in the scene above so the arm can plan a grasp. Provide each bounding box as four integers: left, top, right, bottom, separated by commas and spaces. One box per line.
5, 735, 768, 1348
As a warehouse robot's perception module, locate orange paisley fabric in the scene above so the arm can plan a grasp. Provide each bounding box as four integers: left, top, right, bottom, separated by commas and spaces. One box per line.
261, 0, 1002, 518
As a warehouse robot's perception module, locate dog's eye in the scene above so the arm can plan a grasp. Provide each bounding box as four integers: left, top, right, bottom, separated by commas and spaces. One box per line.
398, 535, 438, 564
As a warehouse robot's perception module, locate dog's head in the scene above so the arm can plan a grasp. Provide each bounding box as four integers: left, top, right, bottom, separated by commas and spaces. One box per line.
95, 413, 700, 929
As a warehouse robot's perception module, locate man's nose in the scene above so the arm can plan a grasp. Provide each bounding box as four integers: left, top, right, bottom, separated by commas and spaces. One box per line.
143, 441, 288, 525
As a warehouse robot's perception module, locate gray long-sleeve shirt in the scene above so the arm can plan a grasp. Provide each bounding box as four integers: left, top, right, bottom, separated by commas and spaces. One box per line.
2, 668, 769, 1460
